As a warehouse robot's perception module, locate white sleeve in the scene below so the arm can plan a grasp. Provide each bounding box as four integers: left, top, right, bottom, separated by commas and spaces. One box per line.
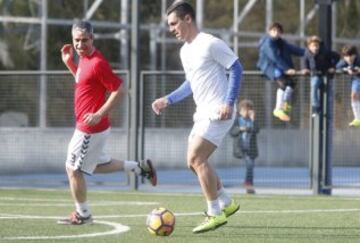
210, 38, 238, 69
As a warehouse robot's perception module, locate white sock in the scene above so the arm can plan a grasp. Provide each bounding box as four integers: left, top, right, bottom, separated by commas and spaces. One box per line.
284, 86, 294, 103
353, 101, 360, 119
75, 201, 91, 217
351, 102, 357, 119
207, 199, 221, 216
124, 160, 141, 174
217, 188, 231, 209
276, 88, 285, 110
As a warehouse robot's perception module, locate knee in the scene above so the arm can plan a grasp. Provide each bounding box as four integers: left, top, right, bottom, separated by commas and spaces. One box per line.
187, 154, 203, 171
66, 167, 81, 179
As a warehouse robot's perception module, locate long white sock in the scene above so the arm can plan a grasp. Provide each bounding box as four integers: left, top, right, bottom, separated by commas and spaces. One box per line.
217, 187, 231, 209
207, 199, 221, 216
75, 201, 91, 217
284, 86, 294, 103
352, 101, 360, 119
351, 102, 357, 119
276, 88, 285, 110
124, 160, 141, 174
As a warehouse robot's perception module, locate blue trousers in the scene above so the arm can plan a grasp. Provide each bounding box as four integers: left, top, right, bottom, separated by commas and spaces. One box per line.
311, 75, 324, 108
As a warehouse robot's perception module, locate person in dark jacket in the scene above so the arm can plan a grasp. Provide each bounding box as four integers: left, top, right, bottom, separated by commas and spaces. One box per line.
230, 99, 259, 194
301, 35, 339, 116
257, 22, 304, 122
336, 45, 360, 127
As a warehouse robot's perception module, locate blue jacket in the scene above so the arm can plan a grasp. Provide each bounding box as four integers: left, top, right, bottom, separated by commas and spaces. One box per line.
336, 55, 360, 80
257, 34, 304, 80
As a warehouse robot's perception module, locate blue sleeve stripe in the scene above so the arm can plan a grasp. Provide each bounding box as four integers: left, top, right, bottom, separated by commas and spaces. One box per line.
166, 80, 192, 105
225, 59, 242, 106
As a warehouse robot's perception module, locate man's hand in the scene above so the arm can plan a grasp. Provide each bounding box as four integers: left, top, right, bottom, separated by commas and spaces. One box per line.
61, 44, 74, 65
218, 104, 233, 120
83, 113, 102, 126
151, 97, 168, 115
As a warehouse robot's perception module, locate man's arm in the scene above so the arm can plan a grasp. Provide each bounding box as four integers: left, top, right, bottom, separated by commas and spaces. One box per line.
166, 80, 192, 105
152, 80, 192, 115
225, 59, 243, 106
61, 44, 77, 77
216, 60, 242, 120
83, 86, 124, 126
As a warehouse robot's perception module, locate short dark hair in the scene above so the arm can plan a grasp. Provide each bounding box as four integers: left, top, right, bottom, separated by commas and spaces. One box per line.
72, 19, 94, 36
269, 22, 283, 33
166, 0, 196, 20
342, 45, 358, 56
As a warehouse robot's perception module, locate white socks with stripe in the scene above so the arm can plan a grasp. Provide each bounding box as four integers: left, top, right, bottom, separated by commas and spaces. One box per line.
75, 201, 91, 217
217, 187, 232, 209
124, 160, 141, 174
207, 199, 221, 216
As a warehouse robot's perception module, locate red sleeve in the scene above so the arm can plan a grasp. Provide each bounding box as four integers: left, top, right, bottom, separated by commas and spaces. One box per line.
95, 60, 123, 91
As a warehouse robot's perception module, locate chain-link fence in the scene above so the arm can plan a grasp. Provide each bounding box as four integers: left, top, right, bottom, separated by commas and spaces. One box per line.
0, 70, 359, 191
0, 70, 129, 176
141, 71, 360, 189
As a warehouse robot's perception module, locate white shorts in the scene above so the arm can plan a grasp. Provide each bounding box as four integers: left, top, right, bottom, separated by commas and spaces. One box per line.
188, 117, 234, 147
66, 128, 111, 175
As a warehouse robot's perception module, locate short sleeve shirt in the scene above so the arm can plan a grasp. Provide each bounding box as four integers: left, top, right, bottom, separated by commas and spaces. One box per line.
74, 49, 122, 133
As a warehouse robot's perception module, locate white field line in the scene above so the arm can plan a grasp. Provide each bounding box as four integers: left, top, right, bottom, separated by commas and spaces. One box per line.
3, 220, 129, 240
1, 207, 360, 221
1, 208, 360, 240
0, 202, 158, 207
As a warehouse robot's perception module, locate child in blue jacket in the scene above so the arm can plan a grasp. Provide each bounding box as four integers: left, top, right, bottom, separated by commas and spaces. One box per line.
230, 99, 259, 194
336, 45, 360, 126
257, 22, 304, 122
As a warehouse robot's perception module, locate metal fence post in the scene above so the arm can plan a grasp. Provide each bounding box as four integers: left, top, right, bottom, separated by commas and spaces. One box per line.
128, 0, 140, 190
317, 0, 334, 195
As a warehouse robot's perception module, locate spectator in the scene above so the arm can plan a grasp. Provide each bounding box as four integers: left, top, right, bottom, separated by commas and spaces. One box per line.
301, 35, 339, 116
336, 45, 360, 127
257, 22, 304, 122
230, 99, 259, 194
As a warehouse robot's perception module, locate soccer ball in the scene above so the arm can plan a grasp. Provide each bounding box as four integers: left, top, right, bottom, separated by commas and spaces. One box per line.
146, 207, 175, 236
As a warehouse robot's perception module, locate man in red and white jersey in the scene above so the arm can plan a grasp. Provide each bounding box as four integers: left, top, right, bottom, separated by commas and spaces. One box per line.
58, 20, 157, 225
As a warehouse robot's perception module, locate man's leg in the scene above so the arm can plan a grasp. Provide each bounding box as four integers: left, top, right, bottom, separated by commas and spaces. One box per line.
57, 167, 93, 225
187, 135, 227, 233
187, 135, 218, 204
67, 167, 87, 206
94, 159, 157, 186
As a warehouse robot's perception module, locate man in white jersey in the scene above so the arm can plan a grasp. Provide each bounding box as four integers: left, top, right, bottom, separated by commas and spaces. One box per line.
152, 1, 242, 233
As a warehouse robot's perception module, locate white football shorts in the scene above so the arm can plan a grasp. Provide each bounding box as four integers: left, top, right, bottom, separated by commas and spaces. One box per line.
66, 128, 111, 175
188, 116, 234, 147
